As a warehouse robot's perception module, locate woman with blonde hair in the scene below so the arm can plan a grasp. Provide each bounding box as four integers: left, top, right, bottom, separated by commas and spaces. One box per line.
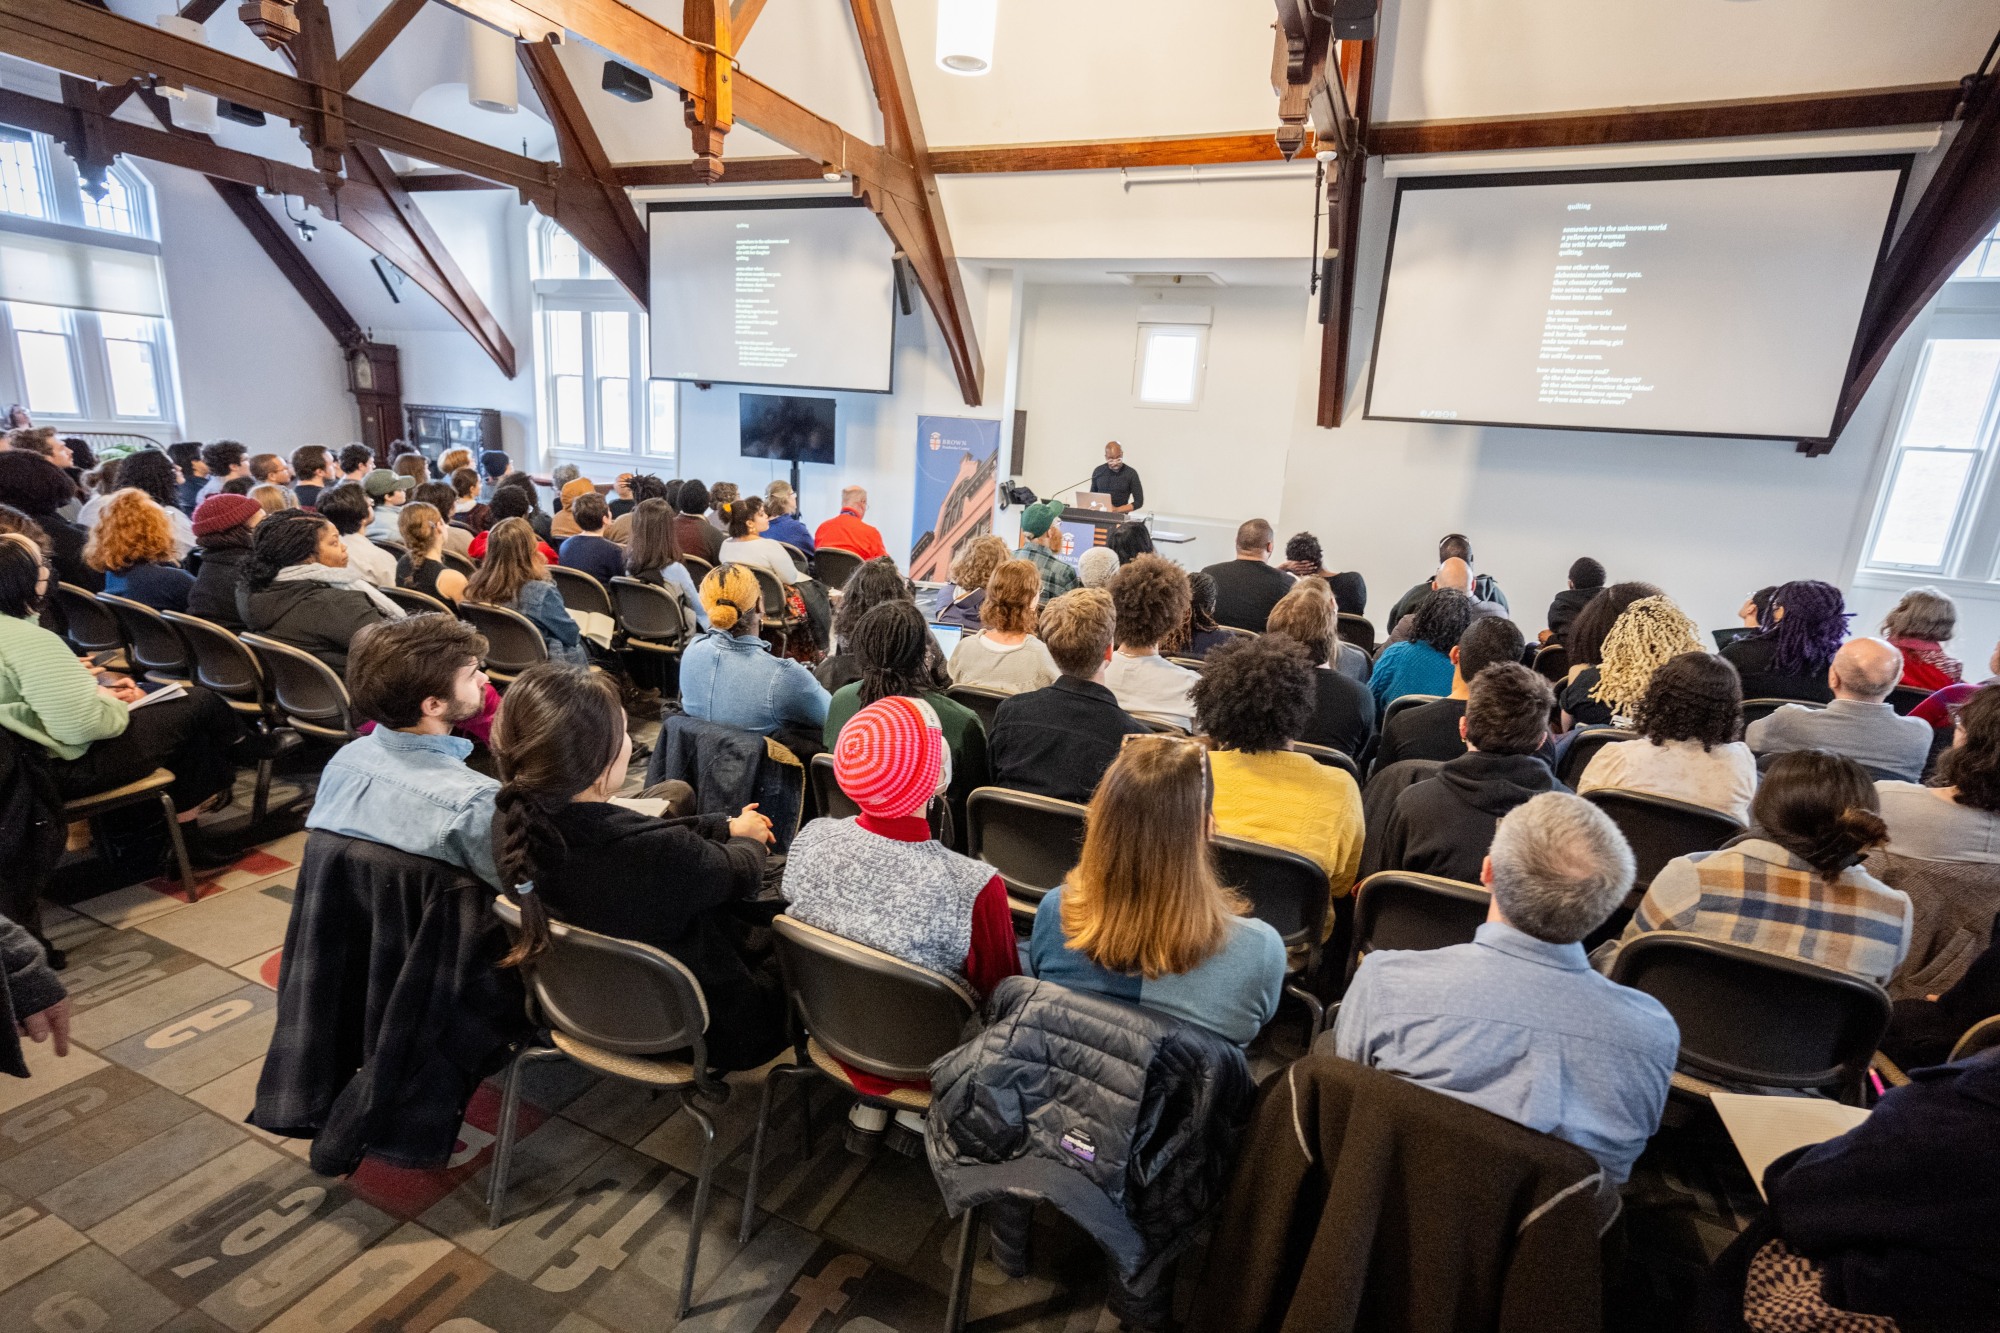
1588, 594, 1703, 726
679, 562, 829, 740
464, 516, 586, 665
762, 478, 815, 555
936, 534, 1010, 629
437, 447, 474, 479
947, 559, 1058, 693
1028, 733, 1286, 1044
248, 483, 294, 515
87, 489, 193, 611
396, 501, 467, 605
1882, 587, 1962, 692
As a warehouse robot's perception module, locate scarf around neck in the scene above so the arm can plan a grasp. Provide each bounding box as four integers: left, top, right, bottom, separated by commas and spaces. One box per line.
273, 561, 407, 620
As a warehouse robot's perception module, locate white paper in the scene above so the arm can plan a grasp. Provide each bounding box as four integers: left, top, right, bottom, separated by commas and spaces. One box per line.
1711, 1092, 1870, 1199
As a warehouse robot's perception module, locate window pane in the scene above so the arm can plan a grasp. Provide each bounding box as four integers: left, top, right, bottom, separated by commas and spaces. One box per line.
0, 136, 46, 219
554, 375, 585, 447
647, 379, 676, 458
12, 304, 78, 415
105, 339, 160, 418
548, 309, 582, 376
11, 302, 65, 334
1871, 450, 1976, 567
1956, 226, 2000, 280
1138, 328, 1201, 404
598, 377, 630, 451
79, 175, 135, 234
1902, 341, 2000, 448
593, 311, 630, 378
545, 228, 581, 280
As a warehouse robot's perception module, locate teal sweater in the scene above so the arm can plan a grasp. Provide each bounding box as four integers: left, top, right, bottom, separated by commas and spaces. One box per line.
0, 613, 128, 760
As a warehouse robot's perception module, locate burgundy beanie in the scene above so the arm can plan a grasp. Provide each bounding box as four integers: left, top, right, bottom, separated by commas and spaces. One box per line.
832, 695, 948, 819
192, 492, 262, 537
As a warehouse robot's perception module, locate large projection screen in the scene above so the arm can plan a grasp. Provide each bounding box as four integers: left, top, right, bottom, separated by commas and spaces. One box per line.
648, 199, 897, 393
1365, 160, 1906, 439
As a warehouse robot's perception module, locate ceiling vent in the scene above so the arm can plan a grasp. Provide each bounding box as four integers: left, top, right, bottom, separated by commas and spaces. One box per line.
1113, 272, 1226, 288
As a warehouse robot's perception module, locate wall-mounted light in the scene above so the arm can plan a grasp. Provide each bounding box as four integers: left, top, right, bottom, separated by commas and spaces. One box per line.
466, 17, 519, 114
935, 0, 997, 75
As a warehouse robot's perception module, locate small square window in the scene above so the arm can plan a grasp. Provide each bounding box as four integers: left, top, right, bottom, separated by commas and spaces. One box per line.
1134, 324, 1206, 408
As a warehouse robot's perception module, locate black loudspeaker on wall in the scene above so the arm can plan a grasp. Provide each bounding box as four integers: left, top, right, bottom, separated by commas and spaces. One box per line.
1010, 410, 1027, 476
1317, 251, 1341, 324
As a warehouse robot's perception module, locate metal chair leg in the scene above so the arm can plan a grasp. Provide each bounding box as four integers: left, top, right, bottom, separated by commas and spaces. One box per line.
486, 1044, 562, 1229
943, 1204, 978, 1333
678, 1098, 718, 1320
1286, 982, 1326, 1043
251, 757, 272, 826
738, 1069, 780, 1244
157, 792, 196, 898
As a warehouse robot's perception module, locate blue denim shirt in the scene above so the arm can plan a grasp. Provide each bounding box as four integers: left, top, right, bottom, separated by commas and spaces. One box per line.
304, 728, 501, 886
680, 630, 829, 736
1332, 921, 1679, 1186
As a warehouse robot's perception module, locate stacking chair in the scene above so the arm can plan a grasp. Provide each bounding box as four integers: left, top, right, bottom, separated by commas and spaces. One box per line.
1346, 871, 1489, 981
1213, 834, 1334, 1038
487, 899, 728, 1319
456, 602, 549, 687
1886, 684, 1932, 716
55, 583, 124, 664
966, 786, 1087, 921
1556, 727, 1636, 788
441, 548, 476, 577
809, 753, 950, 841
239, 633, 360, 743
1531, 642, 1569, 683
814, 546, 865, 590
550, 565, 615, 622
1380, 693, 1440, 730
1582, 789, 1744, 890
680, 553, 716, 586
1218, 625, 1258, 642
610, 576, 691, 654
1741, 697, 1822, 728
371, 537, 407, 561
160, 612, 303, 825
1951, 1014, 2000, 1062
1167, 656, 1206, 672
749, 566, 803, 649
1336, 613, 1375, 656
777, 541, 811, 572
1289, 740, 1361, 781
379, 586, 452, 617
944, 683, 1009, 735
1608, 932, 1890, 1103
97, 593, 194, 685
63, 768, 197, 897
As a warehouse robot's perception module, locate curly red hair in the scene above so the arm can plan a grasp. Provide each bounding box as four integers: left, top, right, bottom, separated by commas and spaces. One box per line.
85, 488, 176, 572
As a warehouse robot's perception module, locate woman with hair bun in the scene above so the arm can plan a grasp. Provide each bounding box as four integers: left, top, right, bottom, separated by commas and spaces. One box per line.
1608, 749, 1910, 984
715, 494, 830, 651
679, 563, 829, 743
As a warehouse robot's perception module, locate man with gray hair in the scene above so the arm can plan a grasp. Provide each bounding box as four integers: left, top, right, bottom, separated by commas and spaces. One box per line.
1746, 636, 1933, 782
1076, 544, 1119, 589
1333, 793, 1679, 1192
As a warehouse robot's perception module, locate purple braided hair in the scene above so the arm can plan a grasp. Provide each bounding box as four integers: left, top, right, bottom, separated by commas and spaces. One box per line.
1760, 580, 1851, 678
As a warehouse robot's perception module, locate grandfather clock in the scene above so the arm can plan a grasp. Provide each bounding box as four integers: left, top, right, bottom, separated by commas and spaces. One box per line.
346, 341, 403, 456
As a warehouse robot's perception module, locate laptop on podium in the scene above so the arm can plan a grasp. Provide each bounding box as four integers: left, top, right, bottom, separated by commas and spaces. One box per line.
1074, 491, 1114, 511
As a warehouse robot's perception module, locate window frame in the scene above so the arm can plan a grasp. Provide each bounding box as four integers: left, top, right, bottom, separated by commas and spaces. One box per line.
531, 219, 675, 469
1131, 321, 1210, 410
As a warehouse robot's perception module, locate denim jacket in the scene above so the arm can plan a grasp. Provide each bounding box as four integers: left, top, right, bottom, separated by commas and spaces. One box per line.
515, 579, 588, 666
680, 630, 829, 736
305, 729, 501, 886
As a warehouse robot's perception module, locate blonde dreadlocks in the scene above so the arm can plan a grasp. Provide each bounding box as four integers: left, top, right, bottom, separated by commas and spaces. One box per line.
1590, 595, 1703, 720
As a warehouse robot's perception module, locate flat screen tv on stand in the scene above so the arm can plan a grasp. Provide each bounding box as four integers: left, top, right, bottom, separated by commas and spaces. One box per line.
740, 392, 836, 497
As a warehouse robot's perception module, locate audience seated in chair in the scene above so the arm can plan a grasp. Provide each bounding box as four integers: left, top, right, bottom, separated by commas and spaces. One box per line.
668, 478, 722, 565
947, 559, 1057, 694
786, 694, 1019, 1154
681, 564, 829, 746
815, 556, 921, 693
1262, 580, 1374, 757
1720, 578, 1848, 704
1577, 651, 1758, 823
1164, 569, 1235, 662
0, 452, 98, 591
1877, 685, 2000, 864
1542, 555, 1605, 647
1559, 581, 1664, 729
988, 587, 1148, 805
468, 484, 558, 564
1880, 586, 1963, 692
1364, 662, 1563, 883
1572, 593, 1703, 728
1384, 556, 1503, 643
1386, 533, 1510, 628
361, 469, 409, 542
812, 484, 886, 562
87, 490, 193, 613
1193, 635, 1364, 934
241, 511, 401, 673
546, 476, 596, 541
1748, 637, 1933, 782
1910, 638, 1998, 735
1279, 529, 1366, 618
555, 493, 622, 586
449, 466, 490, 532
1015, 499, 1079, 601
934, 534, 1008, 630
1028, 733, 1287, 1045
186, 494, 263, 629
490, 662, 786, 1072
304, 614, 500, 885
1200, 518, 1294, 633
1103, 554, 1200, 729
1369, 587, 1476, 718
1075, 544, 1119, 589
86, 449, 196, 560
315, 482, 398, 590
465, 518, 587, 667
396, 502, 468, 607
622, 498, 707, 631
410, 483, 472, 559
1374, 614, 1525, 770
1603, 749, 1910, 985
1335, 791, 1676, 1197
760, 479, 814, 556
195, 439, 247, 505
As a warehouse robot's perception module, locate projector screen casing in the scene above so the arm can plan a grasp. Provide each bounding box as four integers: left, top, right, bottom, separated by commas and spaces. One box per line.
647, 198, 897, 394
1363, 158, 1907, 441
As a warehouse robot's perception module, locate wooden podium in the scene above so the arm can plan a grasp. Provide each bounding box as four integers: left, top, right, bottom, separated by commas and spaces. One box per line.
1055, 507, 1130, 565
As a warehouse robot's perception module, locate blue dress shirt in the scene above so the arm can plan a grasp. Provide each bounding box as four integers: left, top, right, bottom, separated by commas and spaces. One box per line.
764, 513, 815, 556
1333, 920, 1679, 1186
305, 728, 501, 886
679, 629, 829, 736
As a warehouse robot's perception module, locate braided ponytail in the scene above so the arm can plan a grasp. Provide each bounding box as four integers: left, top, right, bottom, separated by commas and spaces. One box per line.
493, 784, 559, 967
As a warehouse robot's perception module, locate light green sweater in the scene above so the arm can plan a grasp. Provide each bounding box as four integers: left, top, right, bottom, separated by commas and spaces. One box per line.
0, 613, 128, 760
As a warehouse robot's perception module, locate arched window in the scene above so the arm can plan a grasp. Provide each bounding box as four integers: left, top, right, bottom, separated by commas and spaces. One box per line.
79, 164, 150, 237
531, 217, 673, 464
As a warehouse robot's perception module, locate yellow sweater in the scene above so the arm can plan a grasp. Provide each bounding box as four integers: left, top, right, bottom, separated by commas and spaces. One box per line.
1209, 749, 1365, 917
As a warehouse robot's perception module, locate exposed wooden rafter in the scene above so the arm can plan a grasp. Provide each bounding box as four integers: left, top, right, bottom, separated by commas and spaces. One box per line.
519, 40, 648, 305
337, 0, 430, 91
730, 0, 771, 45
1316, 40, 1373, 428
680, 0, 733, 183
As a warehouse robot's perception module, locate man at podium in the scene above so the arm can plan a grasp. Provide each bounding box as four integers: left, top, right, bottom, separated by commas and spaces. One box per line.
1089, 441, 1144, 513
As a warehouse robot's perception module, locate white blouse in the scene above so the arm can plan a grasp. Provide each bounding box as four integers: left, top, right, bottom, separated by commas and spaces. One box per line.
1576, 737, 1758, 824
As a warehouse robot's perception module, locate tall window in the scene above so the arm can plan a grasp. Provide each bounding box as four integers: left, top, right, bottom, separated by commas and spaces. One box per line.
532, 219, 673, 464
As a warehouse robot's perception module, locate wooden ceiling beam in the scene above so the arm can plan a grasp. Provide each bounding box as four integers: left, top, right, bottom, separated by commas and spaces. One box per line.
519, 40, 648, 306
729, 0, 771, 45
1315, 39, 1373, 428
338, 0, 430, 91
397, 171, 507, 191
1370, 83, 1962, 156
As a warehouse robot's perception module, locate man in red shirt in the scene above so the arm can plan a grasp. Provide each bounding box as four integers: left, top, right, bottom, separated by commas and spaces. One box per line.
813, 485, 887, 561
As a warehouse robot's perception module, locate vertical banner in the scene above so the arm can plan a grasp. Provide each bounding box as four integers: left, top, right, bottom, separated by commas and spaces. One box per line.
908, 415, 1000, 581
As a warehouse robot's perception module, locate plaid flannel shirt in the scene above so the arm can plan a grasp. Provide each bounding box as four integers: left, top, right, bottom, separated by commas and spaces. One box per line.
1617, 838, 1912, 984
1020, 542, 1080, 601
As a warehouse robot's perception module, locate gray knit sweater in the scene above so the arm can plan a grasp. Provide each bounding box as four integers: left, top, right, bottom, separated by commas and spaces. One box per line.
783, 817, 995, 981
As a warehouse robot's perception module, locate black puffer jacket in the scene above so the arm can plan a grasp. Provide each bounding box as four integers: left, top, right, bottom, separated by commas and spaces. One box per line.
925, 976, 1254, 1292
240, 580, 390, 673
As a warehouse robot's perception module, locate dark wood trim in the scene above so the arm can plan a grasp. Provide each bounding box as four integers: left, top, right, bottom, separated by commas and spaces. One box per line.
609, 156, 823, 187
176, 0, 226, 20
1318, 40, 1374, 428
396, 171, 507, 191
1370, 83, 1961, 156
519, 40, 649, 306
730, 0, 771, 43
338, 0, 429, 91
209, 179, 364, 346
929, 131, 1317, 173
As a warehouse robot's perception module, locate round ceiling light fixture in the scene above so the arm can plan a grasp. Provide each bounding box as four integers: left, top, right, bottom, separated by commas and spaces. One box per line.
935, 0, 997, 76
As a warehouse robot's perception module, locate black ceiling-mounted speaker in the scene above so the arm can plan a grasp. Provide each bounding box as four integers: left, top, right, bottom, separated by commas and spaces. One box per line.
1328, 0, 1377, 40
217, 101, 267, 127
601, 61, 654, 103
892, 256, 915, 316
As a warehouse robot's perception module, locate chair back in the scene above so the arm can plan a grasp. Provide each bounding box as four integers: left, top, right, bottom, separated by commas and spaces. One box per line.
1213, 834, 1329, 959
810, 752, 860, 821
1381, 693, 1441, 729
458, 601, 550, 681
680, 553, 716, 585
1532, 642, 1570, 683
381, 586, 452, 617
749, 566, 792, 622
1582, 789, 1744, 888
966, 786, 1087, 912
441, 549, 476, 577
1336, 613, 1376, 656
97, 593, 193, 682
55, 583, 122, 657
1289, 740, 1360, 781
1218, 625, 1258, 641
239, 633, 357, 740
1556, 727, 1636, 788
1951, 1014, 2000, 1063
550, 565, 614, 619
773, 915, 977, 1083
815, 546, 864, 589
492, 898, 713, 1071
1741, 697, 1822, 727
372, 538, 407, 560
944, 684, 1008, 734
161, 611, 267, 711
610, 576, 690, 649
1608, 932, 1889, 1092
1886, 685, 1931, 716
1349, 871, 1489, 978
778, 541, 810, 571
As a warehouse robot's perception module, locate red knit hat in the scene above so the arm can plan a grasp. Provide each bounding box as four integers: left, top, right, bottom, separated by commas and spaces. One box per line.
833, 695, 948, 819
191, 492, 263, 537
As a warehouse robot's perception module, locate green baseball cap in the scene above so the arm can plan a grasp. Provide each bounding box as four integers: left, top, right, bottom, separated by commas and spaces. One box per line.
1020, 498, 1064, 538
363, 468, 406, 499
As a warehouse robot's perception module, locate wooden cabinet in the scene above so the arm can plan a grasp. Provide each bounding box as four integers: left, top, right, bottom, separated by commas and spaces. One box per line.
404, 404, 502, 464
